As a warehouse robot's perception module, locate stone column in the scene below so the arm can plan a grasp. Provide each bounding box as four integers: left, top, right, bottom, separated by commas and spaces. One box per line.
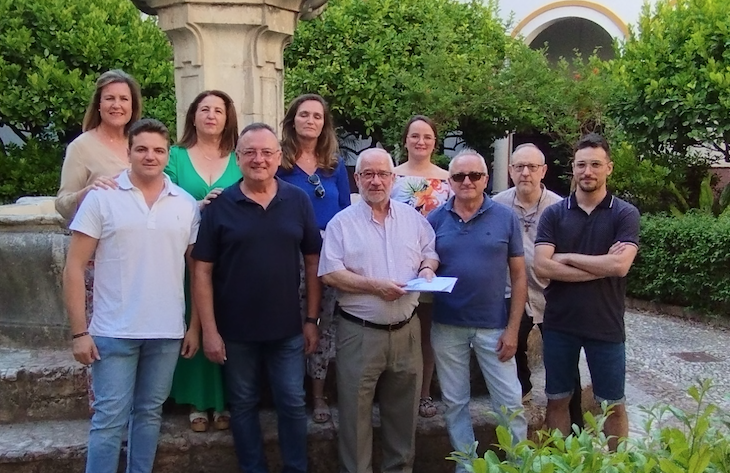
144, 0, 303, 138
492, 135, 511, 192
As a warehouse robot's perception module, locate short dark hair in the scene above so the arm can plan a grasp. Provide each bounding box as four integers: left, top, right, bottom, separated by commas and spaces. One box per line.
238, 122, 278, 141
178, 90, 239, 155
128, 118, 170, 149
574, 133, 611, 161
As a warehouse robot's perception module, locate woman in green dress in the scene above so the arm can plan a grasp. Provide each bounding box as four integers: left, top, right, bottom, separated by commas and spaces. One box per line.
165, 90, 241, 432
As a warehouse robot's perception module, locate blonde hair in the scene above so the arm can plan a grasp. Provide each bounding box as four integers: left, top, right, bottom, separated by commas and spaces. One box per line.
82, 69, 142, 134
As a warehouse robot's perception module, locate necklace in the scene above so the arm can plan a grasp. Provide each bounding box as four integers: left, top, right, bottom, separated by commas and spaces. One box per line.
513, 187, 545, 233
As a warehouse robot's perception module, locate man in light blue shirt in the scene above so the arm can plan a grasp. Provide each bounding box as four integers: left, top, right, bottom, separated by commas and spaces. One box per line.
427, 150, 528, 468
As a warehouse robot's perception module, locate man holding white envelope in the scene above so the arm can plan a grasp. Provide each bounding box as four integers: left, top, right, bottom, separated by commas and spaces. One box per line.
319, 148, 439, 473
427, 150, 528, 467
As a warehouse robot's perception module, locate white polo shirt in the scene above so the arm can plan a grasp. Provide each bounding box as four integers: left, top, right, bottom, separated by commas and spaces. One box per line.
70, 170, 200, 339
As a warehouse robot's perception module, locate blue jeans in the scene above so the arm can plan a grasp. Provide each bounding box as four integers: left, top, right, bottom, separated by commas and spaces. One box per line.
543, 329, 626, 404
224, 334, 307, 473
86, 337, 181, 473
431, 323, 527, 471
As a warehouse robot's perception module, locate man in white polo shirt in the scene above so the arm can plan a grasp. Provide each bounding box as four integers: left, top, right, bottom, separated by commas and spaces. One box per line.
63, 118, 200, 473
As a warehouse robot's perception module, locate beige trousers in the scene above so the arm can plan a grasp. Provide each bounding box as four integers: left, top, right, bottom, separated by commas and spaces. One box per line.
335, 315, 423, 473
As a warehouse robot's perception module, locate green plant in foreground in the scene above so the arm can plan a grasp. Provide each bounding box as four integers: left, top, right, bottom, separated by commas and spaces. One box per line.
448, 379, 730, 472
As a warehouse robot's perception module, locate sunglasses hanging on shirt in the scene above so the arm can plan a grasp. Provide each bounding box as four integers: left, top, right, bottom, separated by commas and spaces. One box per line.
307, 173, 326, 198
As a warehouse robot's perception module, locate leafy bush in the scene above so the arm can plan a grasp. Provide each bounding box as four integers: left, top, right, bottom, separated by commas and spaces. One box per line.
610, 0, 730, 163
608, 141, 673, 214
449, 380, 730, 473
628, 213, 730, 314
285, 0, 554, 153
0, 138, 62, 202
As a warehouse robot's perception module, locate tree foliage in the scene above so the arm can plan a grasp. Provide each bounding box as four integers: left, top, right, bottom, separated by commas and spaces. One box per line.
0, 0, 175, 147
610, 0, 730, 162
285, 0, 554, 153
0, 0, 175, 203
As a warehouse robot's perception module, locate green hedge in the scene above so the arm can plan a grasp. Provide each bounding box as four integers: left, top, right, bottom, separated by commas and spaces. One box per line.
628, 213, 730, 314
0, 138, 62, 203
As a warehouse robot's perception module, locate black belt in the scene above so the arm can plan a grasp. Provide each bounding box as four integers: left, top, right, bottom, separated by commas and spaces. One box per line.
339, 308, 415, 331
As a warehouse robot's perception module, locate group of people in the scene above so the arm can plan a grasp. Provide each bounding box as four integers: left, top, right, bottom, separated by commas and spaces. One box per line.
58, 69, 639, 473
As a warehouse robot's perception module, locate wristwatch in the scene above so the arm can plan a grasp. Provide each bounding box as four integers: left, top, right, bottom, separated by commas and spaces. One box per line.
304, 317, 320, 326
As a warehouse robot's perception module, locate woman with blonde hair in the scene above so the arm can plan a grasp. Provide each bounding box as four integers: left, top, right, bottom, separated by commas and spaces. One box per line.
166, 89, 242, 432
55, 69, 143, 411
277, 93, 350, 423
391, 114, 452, 418
56, 69, 142, 219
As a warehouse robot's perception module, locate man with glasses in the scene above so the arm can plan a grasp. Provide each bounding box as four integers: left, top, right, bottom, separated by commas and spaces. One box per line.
427, 150, 528, 466
493, 144, 583, 426
319, 148, 439, 473
535, 133, 639, 451
192, 123, 322, 473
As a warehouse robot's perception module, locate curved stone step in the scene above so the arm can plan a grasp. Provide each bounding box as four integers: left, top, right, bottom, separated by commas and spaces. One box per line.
0, 397, 546, 473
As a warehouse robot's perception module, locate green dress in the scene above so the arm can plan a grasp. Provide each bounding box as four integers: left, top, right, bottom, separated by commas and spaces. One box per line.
166, 145, 241, 412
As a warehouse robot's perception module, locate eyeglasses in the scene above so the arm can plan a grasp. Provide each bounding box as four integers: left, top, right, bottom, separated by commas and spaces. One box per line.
573, 161, 607, 171
450, 172, 486, 183
307, 173, 325, 198
511, 163, 544, 173
238, 148, 279, 159
358, 170, 394, 181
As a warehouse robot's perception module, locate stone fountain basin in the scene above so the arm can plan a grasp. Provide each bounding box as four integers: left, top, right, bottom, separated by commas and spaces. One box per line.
0, 197, 69, 348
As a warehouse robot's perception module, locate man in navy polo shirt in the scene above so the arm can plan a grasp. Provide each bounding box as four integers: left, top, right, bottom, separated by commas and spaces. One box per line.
428, 150, 528, 465
192, 123, 322, 473
535, 133, 639, 450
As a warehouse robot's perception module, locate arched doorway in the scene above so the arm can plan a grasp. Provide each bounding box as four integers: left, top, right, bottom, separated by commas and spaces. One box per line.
529, 17, 615, 62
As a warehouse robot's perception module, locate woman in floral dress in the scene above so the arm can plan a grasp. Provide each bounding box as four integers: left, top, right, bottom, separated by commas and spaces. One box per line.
391, 115, 452, 418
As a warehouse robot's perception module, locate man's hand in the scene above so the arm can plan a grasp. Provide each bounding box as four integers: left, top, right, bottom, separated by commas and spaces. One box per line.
496, 328, 518, 362
180, 327, 200, 359
303, 323, 320, 355
203, 331, 227, 365
373, 280, 407, 301
608, 241, 628, 255
552, 252, 569, 265
418, 267, 436, 282
72, 335, 100, 365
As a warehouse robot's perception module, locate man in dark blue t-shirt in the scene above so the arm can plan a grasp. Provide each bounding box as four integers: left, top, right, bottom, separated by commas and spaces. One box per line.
428, 150, 528, 459
535, 133, 639, 451
192, 123, 322, 473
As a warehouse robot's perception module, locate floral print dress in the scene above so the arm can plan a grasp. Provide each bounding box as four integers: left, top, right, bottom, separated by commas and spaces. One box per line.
391, 175, 452, 216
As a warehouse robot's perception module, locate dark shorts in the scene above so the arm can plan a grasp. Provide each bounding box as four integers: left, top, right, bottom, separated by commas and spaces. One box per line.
543, 329, 625, 404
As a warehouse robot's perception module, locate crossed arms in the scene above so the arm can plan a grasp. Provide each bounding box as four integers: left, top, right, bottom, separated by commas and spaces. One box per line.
534, 241, 638, 282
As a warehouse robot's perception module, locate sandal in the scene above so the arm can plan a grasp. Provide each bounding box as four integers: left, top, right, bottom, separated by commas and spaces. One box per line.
312, 396, 331, 424
419, 397, 437, 418
213, 410, 230, 431
189, 410, 209, 432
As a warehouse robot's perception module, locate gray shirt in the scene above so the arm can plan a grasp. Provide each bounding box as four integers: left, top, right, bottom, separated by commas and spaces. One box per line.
493, 186, 562, 323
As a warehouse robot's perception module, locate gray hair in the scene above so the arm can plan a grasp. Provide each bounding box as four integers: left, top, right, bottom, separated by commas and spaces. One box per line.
355, 148, 395, 172
511, 143, 546, 165
448, 148, 488, 174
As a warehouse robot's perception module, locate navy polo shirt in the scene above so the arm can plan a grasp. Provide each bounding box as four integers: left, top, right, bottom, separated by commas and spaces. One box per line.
535, 193, 640, 343
191, 178, 322, 342
427, 194, 523, 329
